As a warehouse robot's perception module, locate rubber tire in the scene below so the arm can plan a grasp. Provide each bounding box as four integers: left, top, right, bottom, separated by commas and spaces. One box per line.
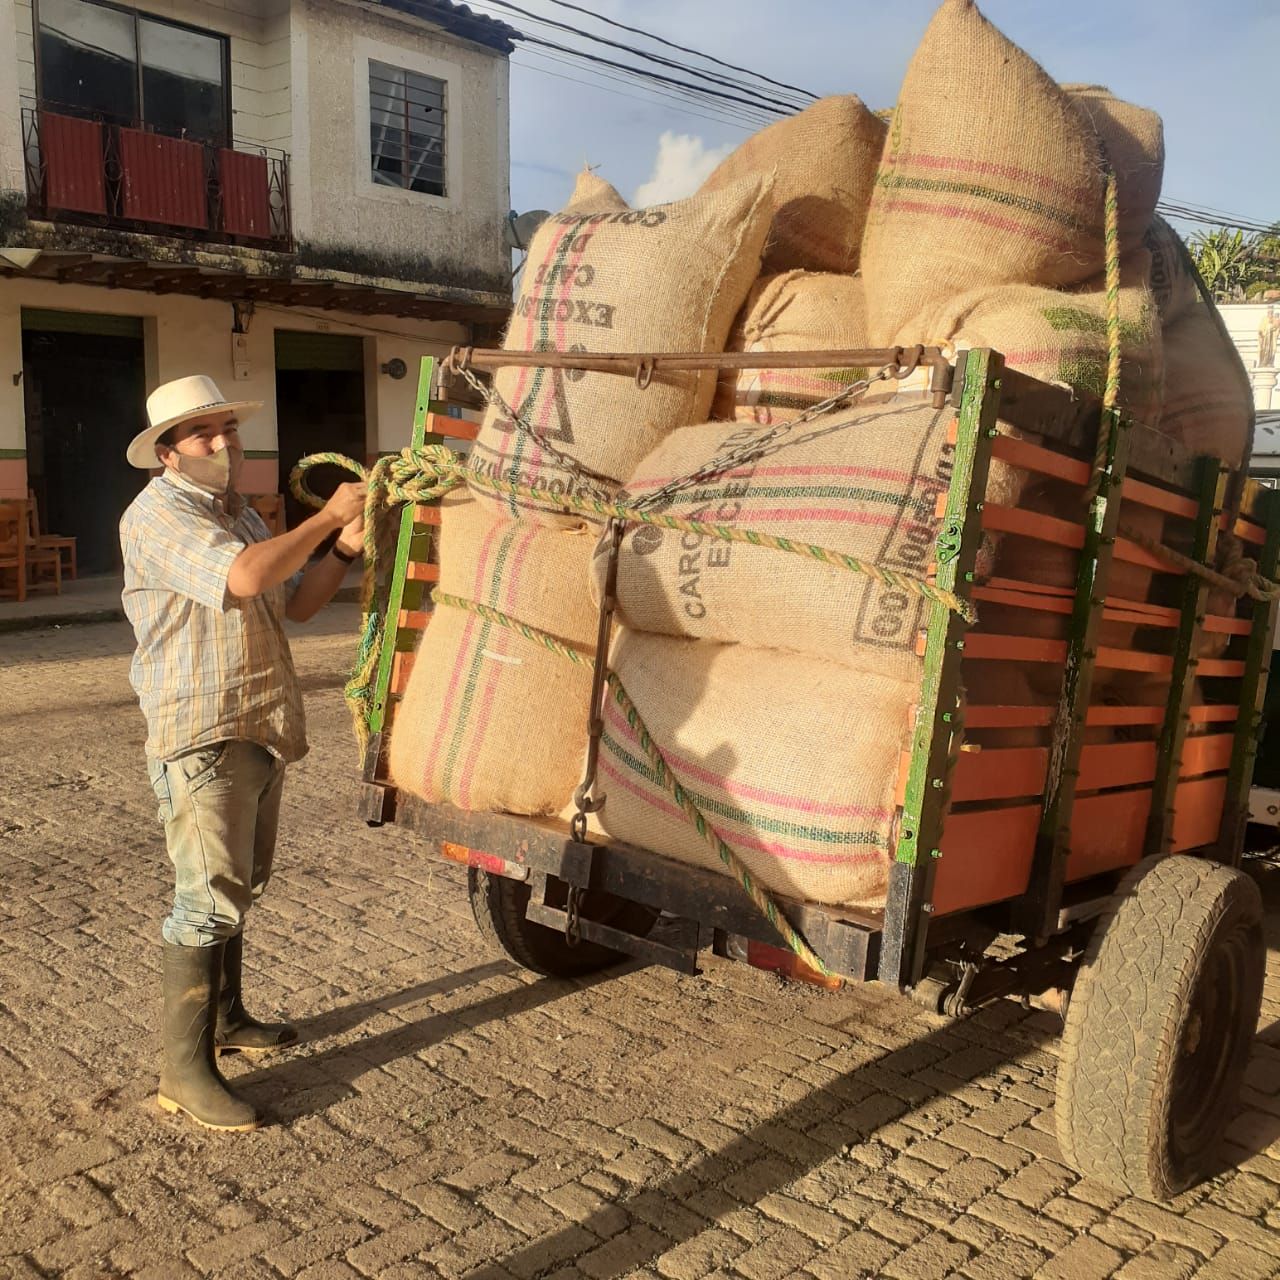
468, 869, 655, 978
1056, 854, 1265, 1201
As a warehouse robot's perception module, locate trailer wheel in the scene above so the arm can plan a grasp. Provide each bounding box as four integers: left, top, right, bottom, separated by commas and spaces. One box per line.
1055, 854, 1264, 1201
468, 870, 656, 978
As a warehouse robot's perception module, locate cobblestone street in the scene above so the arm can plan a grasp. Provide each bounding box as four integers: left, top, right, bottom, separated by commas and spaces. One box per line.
3, 612, 1280, 1280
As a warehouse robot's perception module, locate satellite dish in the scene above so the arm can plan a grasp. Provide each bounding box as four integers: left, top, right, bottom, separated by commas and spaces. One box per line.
503, 209, 551, 252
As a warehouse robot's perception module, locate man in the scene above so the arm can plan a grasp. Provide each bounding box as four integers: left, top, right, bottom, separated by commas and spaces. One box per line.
121, 374, 366, 1132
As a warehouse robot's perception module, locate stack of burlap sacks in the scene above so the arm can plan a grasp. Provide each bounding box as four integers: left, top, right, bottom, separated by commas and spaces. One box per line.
390, 0, 1252, 911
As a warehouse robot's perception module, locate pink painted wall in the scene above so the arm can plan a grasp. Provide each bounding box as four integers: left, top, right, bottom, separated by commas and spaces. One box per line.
0, 456, 27, 499
239, 458, 278, 495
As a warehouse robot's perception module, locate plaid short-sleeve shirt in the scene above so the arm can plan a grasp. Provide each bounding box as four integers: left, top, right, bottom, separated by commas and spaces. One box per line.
120, 472, 308, 763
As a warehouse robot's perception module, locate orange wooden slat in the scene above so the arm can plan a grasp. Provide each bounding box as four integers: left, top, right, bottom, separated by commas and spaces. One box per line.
390, 650, 416, 696
1232, 515, 1266, 547
1095, 646, 1172, 674
964, 703, 1235, 730
981, 504, 1175, 573
424, 411, 480, 440
398, 609, 432, 630
990, 434, 1088, 485
981, 576, 1074, 599
1197, 658, 1246, 678
413, 505, 443, 525
949, 747, 1046, 802
964, 633, 1065, 663
405, 561, 441, 582
1120, 475, 1197, 520
931, 775, 1229, 915
1203, 613, 1251, 637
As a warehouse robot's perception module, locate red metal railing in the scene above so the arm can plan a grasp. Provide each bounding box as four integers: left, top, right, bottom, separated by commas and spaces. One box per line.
22, 104, 292, 249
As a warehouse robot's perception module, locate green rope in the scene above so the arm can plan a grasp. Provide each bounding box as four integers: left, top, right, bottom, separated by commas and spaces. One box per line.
432, 589, 832, 976
291, 443, 977, 749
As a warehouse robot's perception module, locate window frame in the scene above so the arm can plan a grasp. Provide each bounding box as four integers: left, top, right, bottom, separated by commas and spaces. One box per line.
353, 38, 462, 210
368, 58, 448, 198
32, 0, 233, 147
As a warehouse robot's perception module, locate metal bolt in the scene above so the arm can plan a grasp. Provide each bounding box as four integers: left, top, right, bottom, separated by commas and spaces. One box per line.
931, 778, 944, 789
991, 379, 1002, 389
955, 639, 965, 651
930, 848, 943, 859
987, 427, 998, 438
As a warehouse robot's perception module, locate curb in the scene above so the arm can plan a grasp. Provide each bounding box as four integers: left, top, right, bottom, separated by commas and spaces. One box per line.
0, 607, 125, 634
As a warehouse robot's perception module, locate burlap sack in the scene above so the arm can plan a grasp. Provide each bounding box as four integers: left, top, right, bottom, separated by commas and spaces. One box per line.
1158, 303, 1253, 467
468, 174, 774, 525
701, 96, 886, 275
596, 401, 977, 679
861, 0, 1107, 344
564, 168, 627, 213
599, 631, 908, 907
388, 495, 600, 815
1063, 85, 1163, 252
899, 251, 1163, 427
1144, 216, 1199, 324
713, 272, 871, 424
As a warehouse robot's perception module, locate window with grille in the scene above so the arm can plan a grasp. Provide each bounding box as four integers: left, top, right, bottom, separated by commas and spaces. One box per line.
369, 60, 447, 197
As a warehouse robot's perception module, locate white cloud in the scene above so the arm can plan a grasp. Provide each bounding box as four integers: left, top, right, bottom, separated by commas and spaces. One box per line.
633, 132, 735, 208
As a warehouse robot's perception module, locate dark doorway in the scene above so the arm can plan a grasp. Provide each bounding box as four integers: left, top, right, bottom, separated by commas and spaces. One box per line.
274, 331, 367, 531
22, 311, 147, 576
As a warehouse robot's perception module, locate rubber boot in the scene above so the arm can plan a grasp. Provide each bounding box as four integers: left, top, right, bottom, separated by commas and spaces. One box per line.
158, 942, 261, 1131
215, 932, 298, 1055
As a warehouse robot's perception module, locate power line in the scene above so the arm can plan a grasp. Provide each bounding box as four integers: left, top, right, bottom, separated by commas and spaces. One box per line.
465, 0, 812, 115
535, 0, 819, 106
511, 52, 761, 134
391, 0, 793, 124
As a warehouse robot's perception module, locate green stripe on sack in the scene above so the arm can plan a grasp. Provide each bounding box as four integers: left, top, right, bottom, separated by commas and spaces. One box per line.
874, 172, 1090, 232
602, 731, 888, 848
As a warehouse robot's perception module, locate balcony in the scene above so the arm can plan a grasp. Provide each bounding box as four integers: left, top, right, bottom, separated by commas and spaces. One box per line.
21, 104, 292, 251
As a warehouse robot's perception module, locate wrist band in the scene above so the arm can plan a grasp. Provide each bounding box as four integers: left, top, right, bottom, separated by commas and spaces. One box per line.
331, 543, 360, 565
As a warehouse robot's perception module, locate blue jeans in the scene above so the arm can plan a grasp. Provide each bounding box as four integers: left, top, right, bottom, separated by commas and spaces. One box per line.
148, 740, 285, 947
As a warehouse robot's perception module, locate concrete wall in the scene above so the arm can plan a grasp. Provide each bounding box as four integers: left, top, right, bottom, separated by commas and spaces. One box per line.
0, 277, 467, 496
292, 0, 509, 292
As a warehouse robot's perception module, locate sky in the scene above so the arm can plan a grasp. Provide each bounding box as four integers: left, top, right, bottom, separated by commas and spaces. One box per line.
485, 0, 1280, 236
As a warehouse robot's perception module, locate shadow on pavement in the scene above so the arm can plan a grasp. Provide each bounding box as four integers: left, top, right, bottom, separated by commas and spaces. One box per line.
231, 960, 635, 1122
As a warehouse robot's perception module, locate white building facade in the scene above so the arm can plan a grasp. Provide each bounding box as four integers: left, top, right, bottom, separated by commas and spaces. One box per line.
1219, 302, 1280, 476
0, 0, 514, 572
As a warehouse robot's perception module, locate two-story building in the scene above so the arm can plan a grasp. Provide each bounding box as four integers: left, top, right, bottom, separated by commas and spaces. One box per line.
0, 0, 515, 572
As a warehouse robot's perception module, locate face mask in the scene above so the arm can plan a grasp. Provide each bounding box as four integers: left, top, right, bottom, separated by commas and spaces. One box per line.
174, 446, 241, 496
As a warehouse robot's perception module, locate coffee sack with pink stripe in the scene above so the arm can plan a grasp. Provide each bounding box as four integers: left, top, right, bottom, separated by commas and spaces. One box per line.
597, 631, 910, 907
467, 173, 775, 528
595, 400, 978, 679
388, 496, 601, 815
861, 0, 1110, 346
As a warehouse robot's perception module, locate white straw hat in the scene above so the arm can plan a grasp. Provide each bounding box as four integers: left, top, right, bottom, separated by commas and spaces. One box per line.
127, 374, 262, 469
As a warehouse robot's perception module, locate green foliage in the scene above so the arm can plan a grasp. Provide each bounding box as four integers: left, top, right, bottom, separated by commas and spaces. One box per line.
1187, 223, 1280, 302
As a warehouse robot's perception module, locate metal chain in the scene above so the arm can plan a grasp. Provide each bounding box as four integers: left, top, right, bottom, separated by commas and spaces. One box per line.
632, 364, 900, 512
452, 364, 615, 500
564, 885, 582, 948
453, 358, 901, 515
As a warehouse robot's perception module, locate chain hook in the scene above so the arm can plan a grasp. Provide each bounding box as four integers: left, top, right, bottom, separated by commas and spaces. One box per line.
635, 358, 655, 390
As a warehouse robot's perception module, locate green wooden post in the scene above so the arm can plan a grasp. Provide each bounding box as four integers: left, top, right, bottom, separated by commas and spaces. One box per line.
368, 356, 436, 738
1218, 486, 1280, 863
878, 349, 999, 989
1019, 406, 1131, 944
1145, 458, 1226, 856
